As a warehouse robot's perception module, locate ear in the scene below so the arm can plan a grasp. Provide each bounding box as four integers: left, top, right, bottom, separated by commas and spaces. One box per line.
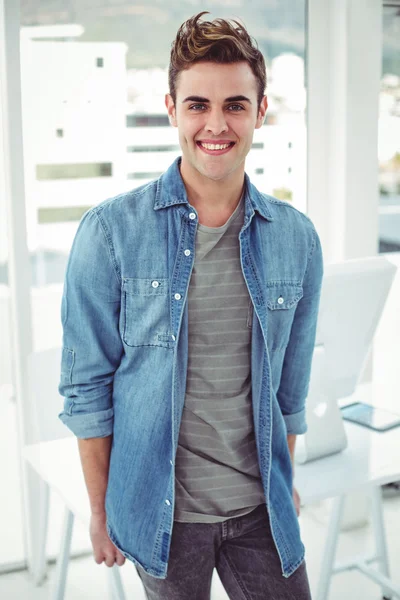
255, 96, 268, 129
165, 94, 177, 127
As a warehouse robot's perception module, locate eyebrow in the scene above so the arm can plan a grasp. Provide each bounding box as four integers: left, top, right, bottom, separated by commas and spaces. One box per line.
182, 95, 252, 104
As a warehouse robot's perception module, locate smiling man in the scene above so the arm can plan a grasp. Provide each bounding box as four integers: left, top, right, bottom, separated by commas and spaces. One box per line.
167, 62, 266, 189
59, 12, 323, 600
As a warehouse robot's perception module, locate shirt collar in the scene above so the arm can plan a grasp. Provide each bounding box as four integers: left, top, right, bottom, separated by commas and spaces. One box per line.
154, 156, 274, 222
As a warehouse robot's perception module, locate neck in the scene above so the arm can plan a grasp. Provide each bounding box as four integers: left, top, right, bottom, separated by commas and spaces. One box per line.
179, 158, 245, 227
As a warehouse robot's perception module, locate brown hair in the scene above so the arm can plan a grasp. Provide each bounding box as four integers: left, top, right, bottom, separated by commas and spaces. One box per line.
168, 12, 267, 107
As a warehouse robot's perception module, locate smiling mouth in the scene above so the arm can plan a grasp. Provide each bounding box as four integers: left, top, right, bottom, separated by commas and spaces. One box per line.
196, 141, 235, 154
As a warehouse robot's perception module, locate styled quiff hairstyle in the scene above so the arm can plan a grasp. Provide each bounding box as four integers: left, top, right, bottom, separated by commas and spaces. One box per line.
169, 12, 267, 107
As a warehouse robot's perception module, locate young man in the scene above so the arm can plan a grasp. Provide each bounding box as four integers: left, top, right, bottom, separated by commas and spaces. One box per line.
59, 12, 323, 600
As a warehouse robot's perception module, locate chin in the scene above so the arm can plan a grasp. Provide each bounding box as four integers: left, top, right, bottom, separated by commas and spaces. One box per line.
200, 168, 229, 182
204, 164, 238, 181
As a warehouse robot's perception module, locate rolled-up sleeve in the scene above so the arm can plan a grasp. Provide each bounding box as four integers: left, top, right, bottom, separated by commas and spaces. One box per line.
58, 208, 123, 439
277, 226, 324, 435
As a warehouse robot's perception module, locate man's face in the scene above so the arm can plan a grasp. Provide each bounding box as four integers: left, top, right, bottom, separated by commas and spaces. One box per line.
165, 61, 267, 183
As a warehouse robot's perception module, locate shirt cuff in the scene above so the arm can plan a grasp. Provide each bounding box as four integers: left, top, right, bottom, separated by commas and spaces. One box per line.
58, 407, 114, 439
283, 408, 307, 435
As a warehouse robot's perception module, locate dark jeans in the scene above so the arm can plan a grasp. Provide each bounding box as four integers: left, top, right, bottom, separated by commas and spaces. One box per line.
135, 503, 312, 600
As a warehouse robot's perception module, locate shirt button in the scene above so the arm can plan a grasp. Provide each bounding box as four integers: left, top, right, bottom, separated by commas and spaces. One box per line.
278, 297, 284, 304
184, 249, 191, 256
189, 212, 196, 220
174, 293, 181, 300
151, 281, 159, 288
170, 460, 173, 466
165, 499, 171, 506
171, 335, 176, 341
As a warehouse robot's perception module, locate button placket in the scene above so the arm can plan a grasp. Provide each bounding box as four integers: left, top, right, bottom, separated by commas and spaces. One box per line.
170, 216, 197, 336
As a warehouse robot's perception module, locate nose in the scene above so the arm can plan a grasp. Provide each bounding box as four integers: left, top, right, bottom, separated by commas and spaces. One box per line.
204, 108, 228, 135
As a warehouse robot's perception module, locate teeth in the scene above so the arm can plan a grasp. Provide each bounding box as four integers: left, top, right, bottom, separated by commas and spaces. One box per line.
200, 142, 231, 150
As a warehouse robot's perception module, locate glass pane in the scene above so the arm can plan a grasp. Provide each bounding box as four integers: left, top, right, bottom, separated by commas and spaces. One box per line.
379, 5, 400, 253
18, 0, 307, 565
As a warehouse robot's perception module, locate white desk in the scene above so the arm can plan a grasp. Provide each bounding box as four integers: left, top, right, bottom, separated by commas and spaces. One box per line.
295, 419, 400, 505
23, 439, 125, 600
24, 387, 400, 600
295, 382, 400, 600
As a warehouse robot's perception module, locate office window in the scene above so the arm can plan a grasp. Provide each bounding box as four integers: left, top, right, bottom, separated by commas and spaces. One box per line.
127, 114, 170, 127
38, 206, 92, 223
36, 162, 113, 180
379, 4, 400, 252
127, 171, 163, 180
127, 145, 180, 153
11, 0, 308, 570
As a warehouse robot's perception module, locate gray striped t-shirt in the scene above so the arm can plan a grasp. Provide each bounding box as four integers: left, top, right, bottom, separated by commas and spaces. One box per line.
174, 197, 266, 523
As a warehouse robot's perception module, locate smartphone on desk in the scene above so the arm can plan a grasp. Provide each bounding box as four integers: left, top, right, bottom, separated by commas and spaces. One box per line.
341, 401, 400, 432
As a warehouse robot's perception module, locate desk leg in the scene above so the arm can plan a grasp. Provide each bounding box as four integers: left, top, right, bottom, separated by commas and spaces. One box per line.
108, 565, 126, 600
370, 485, 392, 600
51, 507, 74, 600
316, 495, 345, 600
32, 478, 50, 585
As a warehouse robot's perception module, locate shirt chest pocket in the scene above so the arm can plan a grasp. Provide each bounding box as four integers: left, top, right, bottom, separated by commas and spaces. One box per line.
266, 283, 303, 351
122, 278, 174, 348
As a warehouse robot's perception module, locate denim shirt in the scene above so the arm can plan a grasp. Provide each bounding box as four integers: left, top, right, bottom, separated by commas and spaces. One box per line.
59, 157, 324, 579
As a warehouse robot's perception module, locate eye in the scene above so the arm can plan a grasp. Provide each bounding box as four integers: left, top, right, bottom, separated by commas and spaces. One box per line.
189, 103, 207, 111
227, 104, 245, 111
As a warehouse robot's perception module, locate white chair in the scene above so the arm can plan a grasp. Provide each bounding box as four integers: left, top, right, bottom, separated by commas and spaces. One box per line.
24, 347, 126, 599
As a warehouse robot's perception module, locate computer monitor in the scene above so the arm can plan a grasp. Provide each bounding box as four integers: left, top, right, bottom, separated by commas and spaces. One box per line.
295, 255, 397, 464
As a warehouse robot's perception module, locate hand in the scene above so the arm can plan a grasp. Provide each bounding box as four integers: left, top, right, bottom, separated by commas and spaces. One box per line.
90, 513, 126, 567
293, 486, 301, 517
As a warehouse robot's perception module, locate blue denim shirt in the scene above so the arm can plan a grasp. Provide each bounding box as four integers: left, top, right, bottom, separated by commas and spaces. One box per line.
59, 157, 323, 579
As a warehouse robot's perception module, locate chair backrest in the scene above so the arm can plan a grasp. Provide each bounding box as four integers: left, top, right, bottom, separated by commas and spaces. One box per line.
27, 347, 73, 443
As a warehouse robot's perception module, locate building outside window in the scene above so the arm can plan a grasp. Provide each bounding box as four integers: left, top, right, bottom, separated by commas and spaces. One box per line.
379, 3, 400, 253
